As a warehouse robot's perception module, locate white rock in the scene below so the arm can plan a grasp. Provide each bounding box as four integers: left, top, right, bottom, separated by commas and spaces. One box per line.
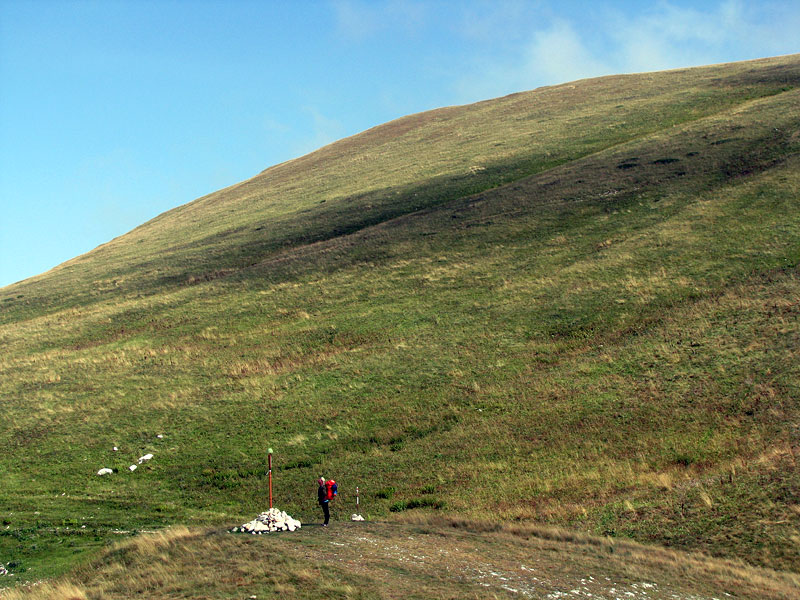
97, 468, 113, 476
137, 453, 153, 464
113, 447, 118, 451
129, 465, 137, 471
235, 506, 301, 534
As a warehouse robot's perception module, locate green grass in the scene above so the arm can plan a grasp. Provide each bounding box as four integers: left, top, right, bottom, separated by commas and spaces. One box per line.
1, 55, 800, 590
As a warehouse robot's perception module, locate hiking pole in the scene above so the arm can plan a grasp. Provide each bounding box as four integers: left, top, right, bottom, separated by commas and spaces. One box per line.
268, 447, 273, 509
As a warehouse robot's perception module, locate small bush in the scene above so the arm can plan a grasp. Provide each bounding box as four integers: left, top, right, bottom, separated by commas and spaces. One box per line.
390, 497, 446, 512
389, 500, 407, 512
375, 486, 395, 499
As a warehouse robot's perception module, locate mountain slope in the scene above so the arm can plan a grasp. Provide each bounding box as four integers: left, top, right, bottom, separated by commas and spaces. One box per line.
3, 55, 798, 311
1, 55, 799, 589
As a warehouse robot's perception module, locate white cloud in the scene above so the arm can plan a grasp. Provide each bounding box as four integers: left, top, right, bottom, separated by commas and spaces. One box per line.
332, 0, 382, 40
261, 117, 290, 135
522, 20, 611, 85
332, 0, 428, 41
453, 0, 800, 103
608, 1, 746, 73
727, 0, 800, 57
596, 0, 800, 74
453, 19, 612, 102
458, 0, 541, 43
292, 106, 346, 157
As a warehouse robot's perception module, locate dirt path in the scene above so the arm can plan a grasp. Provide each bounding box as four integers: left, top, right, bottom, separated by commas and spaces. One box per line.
3, 519, 796, 599
279, 521, 761, 600
325, 530, 676, 599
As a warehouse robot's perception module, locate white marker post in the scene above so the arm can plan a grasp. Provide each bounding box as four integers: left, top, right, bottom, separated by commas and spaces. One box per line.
268, 447, 273, 509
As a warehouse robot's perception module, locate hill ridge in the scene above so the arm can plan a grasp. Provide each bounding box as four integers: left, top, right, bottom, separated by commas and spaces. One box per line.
6, 54, 798, 312
237, 85, 798, 285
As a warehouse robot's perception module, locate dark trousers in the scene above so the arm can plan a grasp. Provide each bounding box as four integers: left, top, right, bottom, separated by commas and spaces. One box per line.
321, 501, 330, 525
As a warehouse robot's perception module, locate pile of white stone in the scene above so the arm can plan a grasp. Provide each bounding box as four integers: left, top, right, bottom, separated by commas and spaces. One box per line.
232, 508, 302, 534
0, 564, 8, 576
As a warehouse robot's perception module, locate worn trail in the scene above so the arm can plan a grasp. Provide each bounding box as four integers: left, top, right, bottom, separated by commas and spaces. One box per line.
273, 519, 797, 600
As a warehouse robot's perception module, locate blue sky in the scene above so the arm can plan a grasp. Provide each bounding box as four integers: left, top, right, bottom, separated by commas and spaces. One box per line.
1, 0, 798, 288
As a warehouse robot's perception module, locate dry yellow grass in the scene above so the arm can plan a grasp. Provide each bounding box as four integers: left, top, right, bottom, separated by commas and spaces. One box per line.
5, 519, 799, 599
2, 583, 87, 600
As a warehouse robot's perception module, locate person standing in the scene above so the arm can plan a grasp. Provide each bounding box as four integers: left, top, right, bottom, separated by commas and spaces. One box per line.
317, 476, 330, 526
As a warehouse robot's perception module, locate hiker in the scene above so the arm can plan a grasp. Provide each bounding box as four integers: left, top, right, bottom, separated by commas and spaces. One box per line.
318, 476, 330, 526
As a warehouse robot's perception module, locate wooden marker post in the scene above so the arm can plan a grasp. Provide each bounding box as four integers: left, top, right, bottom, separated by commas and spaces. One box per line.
268, 447, 273, 509
356, 486, 359, 510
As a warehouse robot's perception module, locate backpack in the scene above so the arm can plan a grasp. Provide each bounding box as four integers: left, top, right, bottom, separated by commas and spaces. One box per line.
326, 479, 338, 501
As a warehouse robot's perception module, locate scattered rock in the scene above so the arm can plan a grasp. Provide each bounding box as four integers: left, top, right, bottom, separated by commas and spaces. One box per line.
129, 465, 137, 472
0, 564, 8, 576
113, 446, 118, 451
97, 468, 113, 476
351, 514, 365, 521
233, 508, 302, 535
137, 453, 153, 464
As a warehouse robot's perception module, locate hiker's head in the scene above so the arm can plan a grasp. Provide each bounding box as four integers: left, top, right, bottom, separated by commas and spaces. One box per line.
318, 477, 325, 486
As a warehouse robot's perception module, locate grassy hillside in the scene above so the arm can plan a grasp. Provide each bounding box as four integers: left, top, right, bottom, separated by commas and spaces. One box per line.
1, 55, 800, 594
4, 55, 797, 310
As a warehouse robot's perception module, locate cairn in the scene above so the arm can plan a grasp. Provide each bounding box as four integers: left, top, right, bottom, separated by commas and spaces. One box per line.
232, 507, 301, 534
